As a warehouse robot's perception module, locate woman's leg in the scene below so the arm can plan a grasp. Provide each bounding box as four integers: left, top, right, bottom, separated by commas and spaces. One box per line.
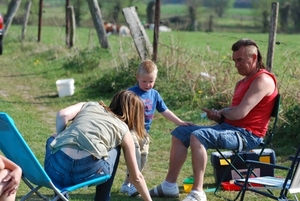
94, 146, 121, 201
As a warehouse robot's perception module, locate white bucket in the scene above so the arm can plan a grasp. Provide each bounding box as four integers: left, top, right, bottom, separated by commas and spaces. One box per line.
56, 78, 75, 97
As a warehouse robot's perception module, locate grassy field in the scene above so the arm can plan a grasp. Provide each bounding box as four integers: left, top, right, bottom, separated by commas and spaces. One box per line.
1, 20, 300, 201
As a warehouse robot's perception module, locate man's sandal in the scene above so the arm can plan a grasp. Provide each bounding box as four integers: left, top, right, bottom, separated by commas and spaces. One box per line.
149, 183, 179, 198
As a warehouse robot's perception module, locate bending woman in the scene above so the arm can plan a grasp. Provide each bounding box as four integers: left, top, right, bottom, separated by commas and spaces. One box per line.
44, 90, 152, 201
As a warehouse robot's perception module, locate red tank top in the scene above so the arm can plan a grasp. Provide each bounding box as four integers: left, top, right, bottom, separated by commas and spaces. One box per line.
225, 69, 278, 138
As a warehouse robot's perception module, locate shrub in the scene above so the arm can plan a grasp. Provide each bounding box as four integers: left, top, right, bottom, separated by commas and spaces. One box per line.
97, 57, 140, 93
63, 47, 110, 73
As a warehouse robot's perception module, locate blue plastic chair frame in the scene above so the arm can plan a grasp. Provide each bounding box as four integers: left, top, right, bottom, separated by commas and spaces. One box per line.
0, 112, 110, 201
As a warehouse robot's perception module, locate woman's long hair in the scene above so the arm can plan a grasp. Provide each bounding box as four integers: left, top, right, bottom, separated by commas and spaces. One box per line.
108, 90, 147, 140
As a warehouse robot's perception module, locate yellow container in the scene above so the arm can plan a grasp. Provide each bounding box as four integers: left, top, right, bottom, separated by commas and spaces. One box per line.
183, 177, 194, 193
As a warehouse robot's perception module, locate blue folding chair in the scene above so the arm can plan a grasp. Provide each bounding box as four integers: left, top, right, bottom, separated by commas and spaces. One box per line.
0, 112, 111, 201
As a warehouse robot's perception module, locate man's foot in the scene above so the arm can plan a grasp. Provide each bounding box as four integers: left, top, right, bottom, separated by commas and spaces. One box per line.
120, 183, 139, 197
182, 191, 207, 201
149, 183, 179, 198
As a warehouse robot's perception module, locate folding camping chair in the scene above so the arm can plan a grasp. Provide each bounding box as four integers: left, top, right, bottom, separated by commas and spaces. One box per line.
0, 112, 111, 201
214, 94, 281, 200
234, 144, 300, 201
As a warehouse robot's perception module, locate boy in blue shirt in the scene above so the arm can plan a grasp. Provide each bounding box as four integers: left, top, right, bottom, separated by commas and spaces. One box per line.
120, 59, 193, 196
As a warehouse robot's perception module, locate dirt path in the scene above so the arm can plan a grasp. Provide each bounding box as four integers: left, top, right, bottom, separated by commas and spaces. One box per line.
0, 54, 57, 133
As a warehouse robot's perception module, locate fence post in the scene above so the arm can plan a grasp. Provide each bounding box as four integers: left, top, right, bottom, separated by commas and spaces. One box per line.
152, 0, 160, 62
87, 0, 110, 49
266, 2, 279, 72
37, 0, 43, 42
21, 1, 32, 41
122, 6, 153, 61
65, 0, 70, 47
3, 0, 21, 37
67, 6, 75, 48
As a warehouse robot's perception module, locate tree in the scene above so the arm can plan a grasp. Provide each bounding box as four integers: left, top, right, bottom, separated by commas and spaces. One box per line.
251, 0, 273, 33
279, 2, 290, 32
290, 0, 300, 32
98, 0, 141, 23
186, 0, 201, 31
203, 0, 230, 18
146, 1, 155, 24
74, 0, 84, 26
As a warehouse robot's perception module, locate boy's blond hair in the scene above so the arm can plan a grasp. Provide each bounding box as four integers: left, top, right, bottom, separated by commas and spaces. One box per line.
137, 59, 158, 75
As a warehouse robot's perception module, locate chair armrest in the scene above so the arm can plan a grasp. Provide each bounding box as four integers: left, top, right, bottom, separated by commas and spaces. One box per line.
245, 160, 289, 171
288, 156, 300, 161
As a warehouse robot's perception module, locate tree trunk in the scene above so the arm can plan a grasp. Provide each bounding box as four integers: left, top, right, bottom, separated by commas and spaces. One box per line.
146, 1, 155, 24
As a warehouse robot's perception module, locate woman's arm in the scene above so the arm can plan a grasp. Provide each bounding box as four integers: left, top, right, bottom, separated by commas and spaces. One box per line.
56, 102, 86, 134
120, 132, 152, 201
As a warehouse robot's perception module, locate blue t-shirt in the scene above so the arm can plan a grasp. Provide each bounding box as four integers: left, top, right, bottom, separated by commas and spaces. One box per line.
128, 85, 168, 133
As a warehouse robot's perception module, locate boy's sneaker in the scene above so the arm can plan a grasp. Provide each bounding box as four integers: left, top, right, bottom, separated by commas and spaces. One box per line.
120, 183, 139, 197
182, 191, 207, 201
149, 183, 179, 198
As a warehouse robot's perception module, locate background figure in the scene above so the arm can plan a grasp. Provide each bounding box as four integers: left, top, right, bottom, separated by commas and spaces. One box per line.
120, 59, 193, 196
44, 90, 152, 201
0, 155, 22, 201
149, 38, 278, 201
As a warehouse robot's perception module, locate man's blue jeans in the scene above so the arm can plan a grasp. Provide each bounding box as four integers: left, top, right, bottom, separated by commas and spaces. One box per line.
172, 122, 263, 151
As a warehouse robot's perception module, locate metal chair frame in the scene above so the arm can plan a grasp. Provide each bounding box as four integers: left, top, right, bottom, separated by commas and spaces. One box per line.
213, 94, 281, 201
234, 145, 300, 201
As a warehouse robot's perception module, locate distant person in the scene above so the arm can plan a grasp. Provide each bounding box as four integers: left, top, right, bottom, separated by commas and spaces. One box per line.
0, 155, 22, 201
120, 59, 193, 196
149, 38, 278, 201
44, 90, 152, 201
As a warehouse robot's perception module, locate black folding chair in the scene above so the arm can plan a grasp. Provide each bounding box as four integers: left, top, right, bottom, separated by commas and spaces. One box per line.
213, 94, 281, 201
234, 144, 300, 201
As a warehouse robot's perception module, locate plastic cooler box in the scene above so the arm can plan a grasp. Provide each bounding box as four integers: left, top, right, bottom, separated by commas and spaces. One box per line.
210, 148, 276, 184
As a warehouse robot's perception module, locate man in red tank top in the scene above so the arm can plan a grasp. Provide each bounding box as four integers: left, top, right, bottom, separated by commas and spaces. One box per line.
149, 39, 278, 201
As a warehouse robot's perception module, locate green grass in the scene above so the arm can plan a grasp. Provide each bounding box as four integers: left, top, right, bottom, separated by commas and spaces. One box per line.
1, 22, 300, 201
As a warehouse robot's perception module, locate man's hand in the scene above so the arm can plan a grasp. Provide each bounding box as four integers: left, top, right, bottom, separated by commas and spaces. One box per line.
202, 107, 223, 123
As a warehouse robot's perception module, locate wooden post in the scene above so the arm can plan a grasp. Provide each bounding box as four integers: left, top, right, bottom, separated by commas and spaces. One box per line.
152, 0, 160, 62
266, 2, 279, 72
37, 0, 43, 42
3, 0, 21, 37
67, 6, 75, 48
66, 0, 70, 47
21, 1, 31, 41
87, 0, 110, 49
122, 6, 153, 61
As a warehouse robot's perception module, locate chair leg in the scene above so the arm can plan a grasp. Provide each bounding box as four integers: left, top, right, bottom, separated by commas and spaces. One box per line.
21, 176, 49, 200
214, 150, 246, 201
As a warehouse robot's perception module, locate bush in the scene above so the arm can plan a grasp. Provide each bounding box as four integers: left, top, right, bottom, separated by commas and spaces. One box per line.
63, 47, 110, 73
97, 57, 140, 93
275, 104, 300, 148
